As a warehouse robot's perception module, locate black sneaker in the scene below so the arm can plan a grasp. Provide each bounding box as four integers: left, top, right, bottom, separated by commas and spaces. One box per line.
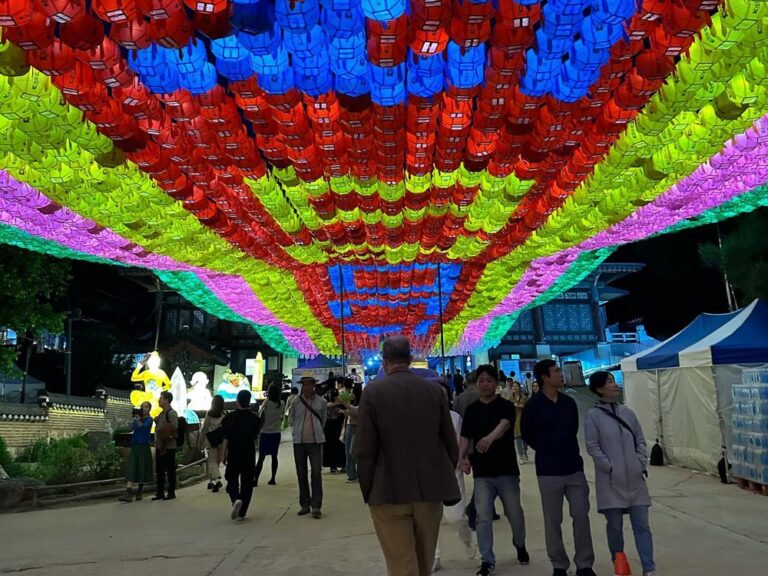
207, 481, 214, 490
297, 507, 311, 516
476, 562, 495, 576
516, 546, 530, 565
575, 569, 597, 576
553, 570, 568, 576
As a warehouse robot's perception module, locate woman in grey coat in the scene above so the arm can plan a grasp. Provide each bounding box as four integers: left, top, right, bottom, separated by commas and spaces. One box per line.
585, 371, 656, 576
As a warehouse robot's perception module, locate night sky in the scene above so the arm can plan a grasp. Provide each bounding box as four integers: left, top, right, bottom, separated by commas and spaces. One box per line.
606, 223, 733, 340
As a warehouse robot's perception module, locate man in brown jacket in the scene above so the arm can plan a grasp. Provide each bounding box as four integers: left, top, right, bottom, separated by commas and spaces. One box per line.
356, 335, 460, 576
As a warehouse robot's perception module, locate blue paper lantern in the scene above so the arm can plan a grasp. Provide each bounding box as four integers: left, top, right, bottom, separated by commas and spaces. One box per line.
258, 68, 295, 94
179, 63, 218, 95
569, 39, 609, 72
210, 35, 250, 62
542, 3, 585, 39
329, 31, 367, 77
323, 7, 365, 40
534, 28, 572, 59
250, 44, 289, 75
215, 57, 255, 81
361, 0, 406, 22
283, 24, 326, 58
369, 62, 406, 105
276, 0, 321, 30
334, 72, 370, 96
323, 0, 361, 10
590, 0, 637, 26
294, 49, 332, 95
446, 42, 485, 89
129, 44, 172, 76
581, 16, 625, 50
141, 65, 181, 94
547, 0, 589, 16
165, 40, 208, 74
237, 27, 280, 55
231, 0, 276, 35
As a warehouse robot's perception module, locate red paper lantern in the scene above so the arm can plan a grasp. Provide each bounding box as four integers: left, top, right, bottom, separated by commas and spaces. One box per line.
37, 0, 86, 24
110, 17, 154, 50
0, 0, 33, 27
27, 38, 75, 76
92, 0, 139, 23
1, 10, 54, 50
59, 13, 106, 51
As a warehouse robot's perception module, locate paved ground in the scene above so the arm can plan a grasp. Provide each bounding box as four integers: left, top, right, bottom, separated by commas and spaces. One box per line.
1, 388, 767, 576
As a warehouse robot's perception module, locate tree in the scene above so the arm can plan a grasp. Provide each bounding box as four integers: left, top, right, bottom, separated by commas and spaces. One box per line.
700, 210, 768, 304
0, 245, 71, 371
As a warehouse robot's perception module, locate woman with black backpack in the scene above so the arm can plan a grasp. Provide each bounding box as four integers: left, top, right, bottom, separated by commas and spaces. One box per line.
585, 371, 656, 576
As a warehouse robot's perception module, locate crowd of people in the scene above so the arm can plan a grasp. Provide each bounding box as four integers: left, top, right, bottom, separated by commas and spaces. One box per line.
118, 337, 655, 576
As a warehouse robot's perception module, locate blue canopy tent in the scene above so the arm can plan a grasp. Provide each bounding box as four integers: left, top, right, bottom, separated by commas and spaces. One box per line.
292, 355, 342, 385
622, 300, 768, 472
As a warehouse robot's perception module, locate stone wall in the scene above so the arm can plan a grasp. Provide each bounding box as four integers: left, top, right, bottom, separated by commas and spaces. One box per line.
0, 388, 133, 456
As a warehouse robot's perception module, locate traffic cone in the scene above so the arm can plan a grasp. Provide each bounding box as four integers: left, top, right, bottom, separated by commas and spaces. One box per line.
614, 552, 632, 576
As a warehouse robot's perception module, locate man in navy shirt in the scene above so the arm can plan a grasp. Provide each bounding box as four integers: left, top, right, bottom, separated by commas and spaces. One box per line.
521, 359, 596, 576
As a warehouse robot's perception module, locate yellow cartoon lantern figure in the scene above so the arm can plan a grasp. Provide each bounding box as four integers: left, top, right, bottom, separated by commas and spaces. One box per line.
130, 351, 171, 418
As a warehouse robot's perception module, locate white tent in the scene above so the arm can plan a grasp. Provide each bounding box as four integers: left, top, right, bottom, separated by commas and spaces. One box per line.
621, 299, 768, 473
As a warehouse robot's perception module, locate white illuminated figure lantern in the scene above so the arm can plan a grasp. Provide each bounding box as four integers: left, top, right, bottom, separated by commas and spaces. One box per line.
170, 367, 187, 415
187, 371, 213, 412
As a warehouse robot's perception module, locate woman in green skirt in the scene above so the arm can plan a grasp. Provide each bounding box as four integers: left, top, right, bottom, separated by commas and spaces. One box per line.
119, 401, 154, 502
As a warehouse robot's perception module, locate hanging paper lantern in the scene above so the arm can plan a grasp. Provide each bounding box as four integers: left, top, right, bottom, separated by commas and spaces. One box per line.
179, 63, 217, 94
110, 17, 154, 50
231, 0, 275, 35
169, 38, 208, 73
276, 0, 320, 30
0, 0, 32, 27
27, 39, 76, 76
446, 42, 486, 89
92, 0, 139, 23
193, 5, 232, 39
37, 0, 86, 24
0, 35, 29, 73
210, 34, 251, 62
59, 13, 106, 51
148, 8, 193, 48
182, 0, 228, 15
2, 10, 55, 51
361, 0, 406, 22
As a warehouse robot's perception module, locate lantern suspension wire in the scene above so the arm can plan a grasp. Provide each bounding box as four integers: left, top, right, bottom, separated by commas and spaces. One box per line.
338, 264, 346, 376
437, 262, 446, 377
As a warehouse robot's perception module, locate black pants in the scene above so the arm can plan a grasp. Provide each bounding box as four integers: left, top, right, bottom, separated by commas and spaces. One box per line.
294, 443, 323, 511
155, 449, 176, 497
226, 456, 255, 517
322, 418, 345, 469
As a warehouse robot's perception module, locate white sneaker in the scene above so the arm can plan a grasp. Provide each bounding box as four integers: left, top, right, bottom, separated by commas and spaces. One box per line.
643, 572, 656, 576
231, 499, 243, 520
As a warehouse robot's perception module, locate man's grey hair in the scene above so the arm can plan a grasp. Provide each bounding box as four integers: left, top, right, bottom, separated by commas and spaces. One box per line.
381, 335, 411, 363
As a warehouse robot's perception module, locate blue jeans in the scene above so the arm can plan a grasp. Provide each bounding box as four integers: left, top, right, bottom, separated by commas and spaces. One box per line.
474, 475, 526, 565
344, 424, 357, 481
603, 506, 655, 573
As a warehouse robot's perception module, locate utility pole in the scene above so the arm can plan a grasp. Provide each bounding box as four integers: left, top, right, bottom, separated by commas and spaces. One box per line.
437, 263, 446, 376
338, 265, 346, 376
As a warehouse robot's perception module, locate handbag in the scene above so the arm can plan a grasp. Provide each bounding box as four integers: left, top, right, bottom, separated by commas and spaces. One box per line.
206, 426, 225, 448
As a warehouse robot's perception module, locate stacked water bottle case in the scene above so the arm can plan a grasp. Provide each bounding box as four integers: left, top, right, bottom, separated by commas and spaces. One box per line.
731, 368, 768, 492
